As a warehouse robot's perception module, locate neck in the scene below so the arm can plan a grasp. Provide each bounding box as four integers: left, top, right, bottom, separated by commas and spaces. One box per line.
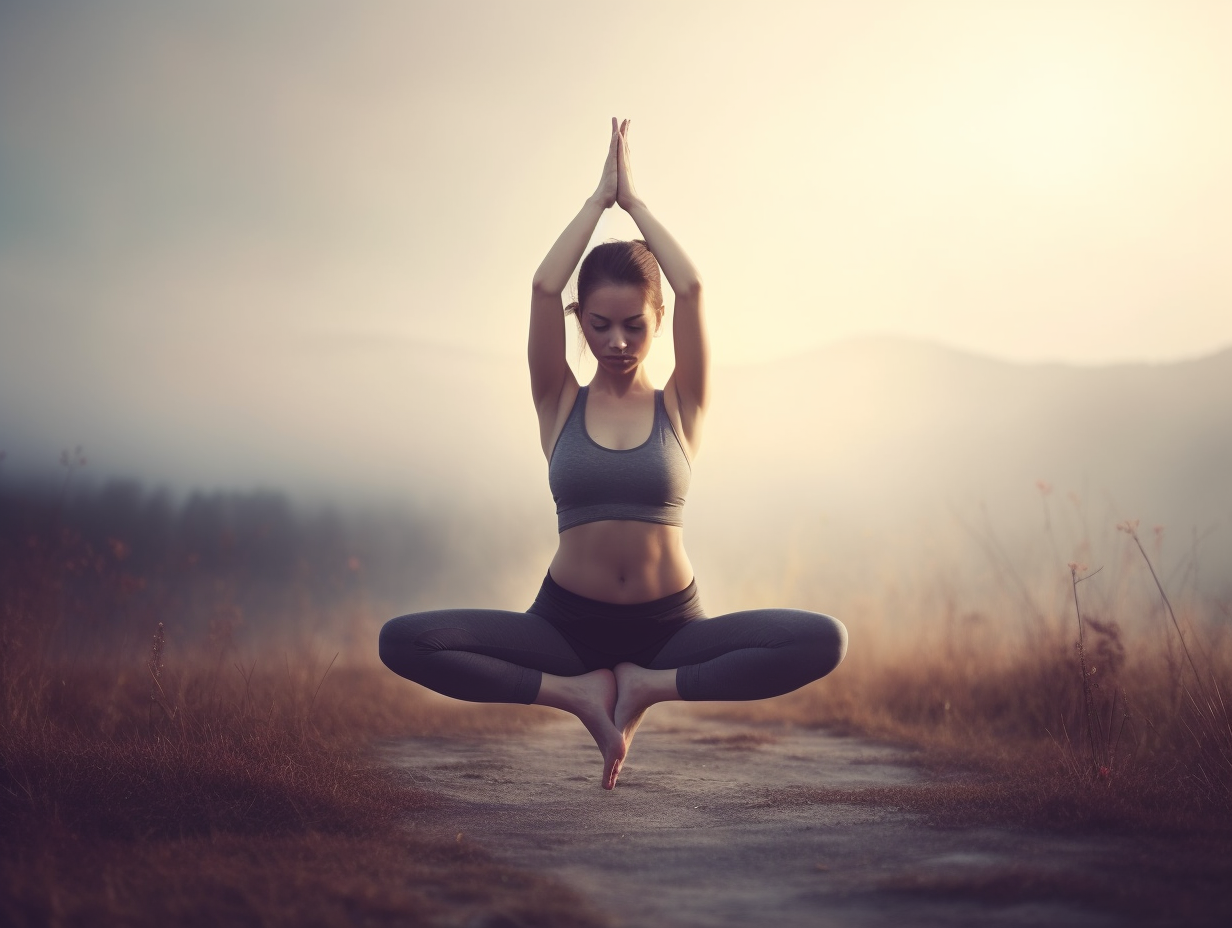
589, 365, 653, 396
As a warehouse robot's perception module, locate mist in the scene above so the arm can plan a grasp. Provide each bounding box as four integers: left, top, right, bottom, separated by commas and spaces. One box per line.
4, 337, 1229, 654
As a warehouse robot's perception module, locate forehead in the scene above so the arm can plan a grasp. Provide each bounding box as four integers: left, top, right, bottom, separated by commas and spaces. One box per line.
583, 283, 651, 317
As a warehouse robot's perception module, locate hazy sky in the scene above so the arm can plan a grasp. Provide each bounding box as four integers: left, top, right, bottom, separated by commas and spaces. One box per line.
2, 0, 1229, 368
1, 0, 1231, 495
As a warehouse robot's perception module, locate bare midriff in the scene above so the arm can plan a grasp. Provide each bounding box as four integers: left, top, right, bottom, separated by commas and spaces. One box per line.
548, 520, 694, 604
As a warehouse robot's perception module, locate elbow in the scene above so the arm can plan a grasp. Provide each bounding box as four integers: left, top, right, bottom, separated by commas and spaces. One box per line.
676, 277, 703, 300
531, 275, 562, 297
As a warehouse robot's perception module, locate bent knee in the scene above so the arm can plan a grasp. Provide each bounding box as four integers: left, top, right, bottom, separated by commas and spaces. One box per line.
378, 614, 464, 678
823, 614, 849, 670
788, 611, 848, 677
378, 615, 412, 674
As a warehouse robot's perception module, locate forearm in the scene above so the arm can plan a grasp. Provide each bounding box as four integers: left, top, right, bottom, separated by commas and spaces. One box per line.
532, 196, 608, 294
623, 199, 701, 295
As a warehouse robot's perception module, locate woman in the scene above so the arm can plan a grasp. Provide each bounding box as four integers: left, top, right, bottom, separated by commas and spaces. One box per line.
380, 118, 847, 790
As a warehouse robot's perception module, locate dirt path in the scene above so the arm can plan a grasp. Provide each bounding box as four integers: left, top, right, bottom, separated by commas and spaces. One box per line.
387, 708, 1129, 928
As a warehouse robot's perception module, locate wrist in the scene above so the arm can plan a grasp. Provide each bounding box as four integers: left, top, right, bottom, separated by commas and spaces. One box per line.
621, 196, 648, 215
586, 193, 613, 211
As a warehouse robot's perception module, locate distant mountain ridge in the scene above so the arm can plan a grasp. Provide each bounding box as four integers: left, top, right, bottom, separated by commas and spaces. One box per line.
681, 336, 1232, 600
706, 335, 1232, 512
3, 333, 1228, 592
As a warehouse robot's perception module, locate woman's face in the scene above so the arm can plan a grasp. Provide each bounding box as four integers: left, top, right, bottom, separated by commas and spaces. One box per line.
581, 283, 661, 376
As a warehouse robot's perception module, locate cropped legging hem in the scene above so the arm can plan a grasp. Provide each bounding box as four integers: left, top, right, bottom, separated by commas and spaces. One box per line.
378, 573, 848, 705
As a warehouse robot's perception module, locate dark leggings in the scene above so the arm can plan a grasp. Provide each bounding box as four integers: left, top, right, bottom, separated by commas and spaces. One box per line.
378, 573, 847, 704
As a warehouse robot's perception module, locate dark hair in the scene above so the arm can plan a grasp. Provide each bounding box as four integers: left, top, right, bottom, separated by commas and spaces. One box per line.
564, 239, 664, 323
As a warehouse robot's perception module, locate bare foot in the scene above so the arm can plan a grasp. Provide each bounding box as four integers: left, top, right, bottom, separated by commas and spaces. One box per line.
535, 669, 626, 790
613, 663, 681, 765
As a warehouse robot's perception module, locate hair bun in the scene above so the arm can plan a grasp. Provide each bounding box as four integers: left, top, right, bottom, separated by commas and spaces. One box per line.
564, 301, 581, 316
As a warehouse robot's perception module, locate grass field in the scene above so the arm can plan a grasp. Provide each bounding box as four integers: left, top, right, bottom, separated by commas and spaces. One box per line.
703, 520, 1232, 837
0, 481, 602, 927
2, 478, 1229, 925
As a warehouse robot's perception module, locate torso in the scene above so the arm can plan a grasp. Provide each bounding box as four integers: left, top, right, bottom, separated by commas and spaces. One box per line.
542, 379, 695, 603
549, 520, 693, 604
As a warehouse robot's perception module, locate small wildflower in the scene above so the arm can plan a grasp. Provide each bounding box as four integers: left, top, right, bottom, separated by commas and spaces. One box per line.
347, 556, 362, 572
1098, 766, 1110, 779
1116, 519, 1140, 535
1035, 479, 1053, 496
1067, 561, 1088, 576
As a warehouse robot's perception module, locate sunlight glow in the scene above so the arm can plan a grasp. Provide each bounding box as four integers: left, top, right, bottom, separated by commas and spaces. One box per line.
988, 58, 1119, 189
1, 0, 1229, 494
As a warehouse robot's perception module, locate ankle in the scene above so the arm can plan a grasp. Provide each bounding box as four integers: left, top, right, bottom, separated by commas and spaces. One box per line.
616, 664, 681, 707
534, 669, 612, 715
639, 667, 681, 702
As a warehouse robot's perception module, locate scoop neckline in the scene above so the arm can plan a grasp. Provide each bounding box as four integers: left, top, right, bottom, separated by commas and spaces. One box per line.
580, 385, 659, 453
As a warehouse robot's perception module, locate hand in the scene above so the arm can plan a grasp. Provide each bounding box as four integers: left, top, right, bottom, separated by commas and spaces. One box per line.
592, 117, 620, 209
615, 118, 641, 211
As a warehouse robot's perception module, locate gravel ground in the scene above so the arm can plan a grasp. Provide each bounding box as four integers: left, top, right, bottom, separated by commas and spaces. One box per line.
388, 706, 1139, 928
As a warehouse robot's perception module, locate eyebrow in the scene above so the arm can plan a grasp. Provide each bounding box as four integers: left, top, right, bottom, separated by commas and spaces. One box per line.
587, 312, 648, 322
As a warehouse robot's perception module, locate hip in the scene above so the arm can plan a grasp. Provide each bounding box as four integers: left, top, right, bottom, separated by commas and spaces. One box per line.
527, 571, 707, 670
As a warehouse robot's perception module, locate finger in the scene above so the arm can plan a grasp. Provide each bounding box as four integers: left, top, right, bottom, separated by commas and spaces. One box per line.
611, 115, 617, 135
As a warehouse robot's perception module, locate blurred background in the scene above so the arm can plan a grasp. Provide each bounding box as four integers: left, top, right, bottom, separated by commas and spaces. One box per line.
2, 0, 1229, 654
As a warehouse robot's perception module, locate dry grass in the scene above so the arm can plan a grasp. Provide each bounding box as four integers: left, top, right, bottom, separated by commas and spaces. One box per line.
0, 649, 599, 928
696, 531, 1232, 837
701, 634, 1232, 825
0, 651, 599, 928
693, 552, 1232, 926
0, 482, 602, 928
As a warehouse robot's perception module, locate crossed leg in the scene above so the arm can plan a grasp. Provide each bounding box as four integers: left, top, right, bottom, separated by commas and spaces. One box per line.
378, 609, 628, 788
612, 608, 849, 768
378, 607, 847, 789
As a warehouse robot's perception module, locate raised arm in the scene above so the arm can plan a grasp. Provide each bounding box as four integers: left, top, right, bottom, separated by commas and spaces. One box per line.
616, 121, 709, 450
528, 120, 619, 427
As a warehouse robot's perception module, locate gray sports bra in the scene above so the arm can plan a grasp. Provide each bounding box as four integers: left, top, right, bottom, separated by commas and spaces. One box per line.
548, 386, 691, 533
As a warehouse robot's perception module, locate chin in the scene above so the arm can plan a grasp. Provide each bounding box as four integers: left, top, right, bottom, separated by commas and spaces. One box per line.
603, 358, 641, 372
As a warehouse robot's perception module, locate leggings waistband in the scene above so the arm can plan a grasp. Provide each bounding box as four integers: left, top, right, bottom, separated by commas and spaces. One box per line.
532, 572, 705, 625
